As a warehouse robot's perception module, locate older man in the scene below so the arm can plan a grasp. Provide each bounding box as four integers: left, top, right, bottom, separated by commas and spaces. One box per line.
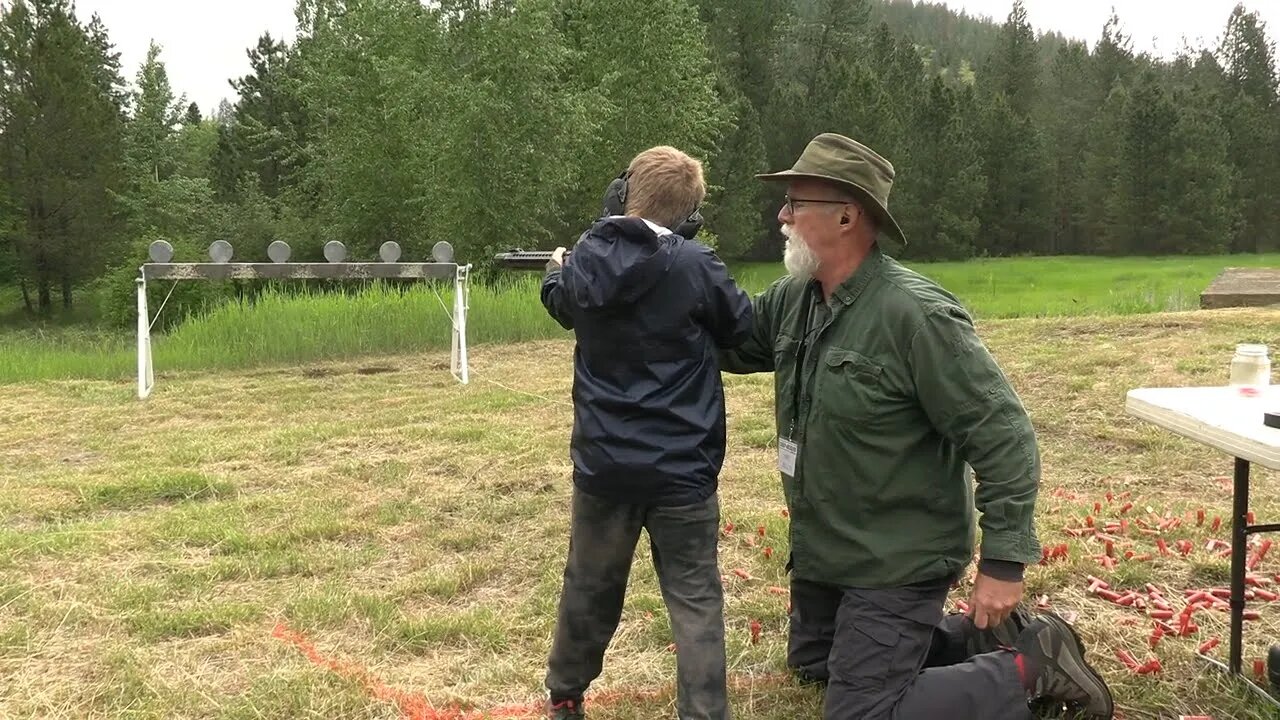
718, 133, 1113, 719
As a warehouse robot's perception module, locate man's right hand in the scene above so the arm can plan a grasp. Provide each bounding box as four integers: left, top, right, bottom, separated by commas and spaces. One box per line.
551, 247, 568, 266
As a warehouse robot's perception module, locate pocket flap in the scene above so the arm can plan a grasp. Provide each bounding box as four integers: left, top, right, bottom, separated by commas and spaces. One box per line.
824, 349, 882, 376
852, 619, 900, 647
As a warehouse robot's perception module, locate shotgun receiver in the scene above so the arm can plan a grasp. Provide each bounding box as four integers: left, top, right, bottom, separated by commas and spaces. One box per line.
492, 249, 565, 270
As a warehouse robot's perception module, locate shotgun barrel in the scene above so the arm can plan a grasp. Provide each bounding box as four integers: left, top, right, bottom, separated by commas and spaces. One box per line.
492, 249, 564, 270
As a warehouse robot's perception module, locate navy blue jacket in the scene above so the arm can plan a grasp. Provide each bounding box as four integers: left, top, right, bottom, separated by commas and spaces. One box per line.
541, 216, 754, 506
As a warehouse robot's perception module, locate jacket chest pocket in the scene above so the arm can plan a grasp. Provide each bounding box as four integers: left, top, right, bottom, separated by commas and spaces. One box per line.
820, 348, 889, 420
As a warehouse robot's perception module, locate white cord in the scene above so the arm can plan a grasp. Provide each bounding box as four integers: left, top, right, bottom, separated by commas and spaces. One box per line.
429, 283, 571, 407
147, 281, 179, 331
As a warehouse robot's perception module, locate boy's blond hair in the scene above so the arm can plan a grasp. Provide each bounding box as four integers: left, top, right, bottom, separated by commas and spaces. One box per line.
624, 146, 706, 231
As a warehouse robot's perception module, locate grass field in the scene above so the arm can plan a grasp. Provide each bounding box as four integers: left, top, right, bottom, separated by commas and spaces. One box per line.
2, 252, 1278, 386
2, 301, 1280, 718
732, 252, 1280, 318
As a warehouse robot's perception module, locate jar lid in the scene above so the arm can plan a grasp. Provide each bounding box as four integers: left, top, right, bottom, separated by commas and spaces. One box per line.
1237, 343, 1269, 356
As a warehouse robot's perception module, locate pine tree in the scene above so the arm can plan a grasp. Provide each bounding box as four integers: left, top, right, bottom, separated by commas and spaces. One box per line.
1081, 84, 1128, 255
118, 40, 216, 257
854, 23, 929, 250
692, 0, 791, 257
209, 122, 245, 202
0, 0, 125, 313
703, 91, 769, 258
289, 0, 602, 264
903, 77, 985, 260
127, 42, 183, 183
1166, 85, 1237, 254
1217, 4, 1280, 251
982, 0, 1038, 117
976, 0, 1053, 255
229, 33, 309, 200
769, 0, 874, 169
976, 92, 1052, 255
1109, 68, 1179, 255
1093, 11, 1137, 101
1220, 4, 1279, 102
1042, 42, 1092, 253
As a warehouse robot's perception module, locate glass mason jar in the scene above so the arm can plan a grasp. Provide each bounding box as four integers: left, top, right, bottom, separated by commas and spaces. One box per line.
1229, 343, 1271, 388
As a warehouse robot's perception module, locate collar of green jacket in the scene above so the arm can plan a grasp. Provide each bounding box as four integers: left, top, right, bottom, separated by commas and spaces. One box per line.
827, 243, 885, 307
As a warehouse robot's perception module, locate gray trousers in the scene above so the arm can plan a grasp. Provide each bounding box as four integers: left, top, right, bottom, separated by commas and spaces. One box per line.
788, 577, 1033, 720
546, 487, 730, 720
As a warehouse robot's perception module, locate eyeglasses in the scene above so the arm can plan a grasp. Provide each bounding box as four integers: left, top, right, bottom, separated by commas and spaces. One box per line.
784, 194, 850, 215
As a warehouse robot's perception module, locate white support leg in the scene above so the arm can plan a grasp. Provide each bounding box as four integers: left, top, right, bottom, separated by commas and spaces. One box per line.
451, 264, 470, 385
136, 275, 155, 399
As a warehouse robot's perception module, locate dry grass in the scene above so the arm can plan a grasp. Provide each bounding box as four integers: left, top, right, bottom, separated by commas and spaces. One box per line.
1, 308, 1279, 718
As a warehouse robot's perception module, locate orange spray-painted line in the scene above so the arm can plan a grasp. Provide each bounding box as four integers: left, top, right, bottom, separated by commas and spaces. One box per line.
271, 623, 794, 719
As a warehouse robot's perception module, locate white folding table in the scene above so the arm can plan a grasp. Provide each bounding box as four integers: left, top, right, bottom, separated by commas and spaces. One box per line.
1126, 385, 1280, 703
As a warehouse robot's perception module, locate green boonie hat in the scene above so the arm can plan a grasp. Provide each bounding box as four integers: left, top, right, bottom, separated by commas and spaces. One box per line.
757, 132, 907, 248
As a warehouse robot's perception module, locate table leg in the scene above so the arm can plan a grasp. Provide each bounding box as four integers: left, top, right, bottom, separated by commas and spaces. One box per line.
1199, 457, 1278, 706
1231, 457, 1250, 676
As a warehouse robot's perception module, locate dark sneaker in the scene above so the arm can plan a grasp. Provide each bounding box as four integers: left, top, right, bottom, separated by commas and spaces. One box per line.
791, 666, 829, 688
547, 698, 585, 720
1015, 611, 1114, 719
966, 604, 1034, 656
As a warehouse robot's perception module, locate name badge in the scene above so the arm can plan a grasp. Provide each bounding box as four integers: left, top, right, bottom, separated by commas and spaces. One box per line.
778, 437, 799, 476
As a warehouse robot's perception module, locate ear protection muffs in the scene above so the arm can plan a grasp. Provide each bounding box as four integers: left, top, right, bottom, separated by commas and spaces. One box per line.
673, 207, 704, 239
601, 168, 703, 239
602, 170, 628, 217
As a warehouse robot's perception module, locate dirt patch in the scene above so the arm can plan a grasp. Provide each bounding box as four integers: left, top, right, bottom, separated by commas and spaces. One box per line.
354, 366, 398, 376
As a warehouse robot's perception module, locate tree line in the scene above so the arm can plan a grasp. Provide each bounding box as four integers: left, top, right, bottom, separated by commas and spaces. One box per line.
1, 0, 1277, 321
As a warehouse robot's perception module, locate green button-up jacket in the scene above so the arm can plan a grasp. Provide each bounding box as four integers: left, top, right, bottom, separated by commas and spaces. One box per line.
720, 247, 1041, 588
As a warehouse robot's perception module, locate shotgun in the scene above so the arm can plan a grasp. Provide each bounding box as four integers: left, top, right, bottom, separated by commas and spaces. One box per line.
492, 249, 565, 271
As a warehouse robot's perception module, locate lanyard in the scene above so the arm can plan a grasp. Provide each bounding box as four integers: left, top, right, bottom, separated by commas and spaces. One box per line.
787, 286, 822, 440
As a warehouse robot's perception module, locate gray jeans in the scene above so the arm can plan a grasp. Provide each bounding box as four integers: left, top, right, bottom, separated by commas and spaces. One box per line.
546, 487, 730, 719
788, 577, 1033, 720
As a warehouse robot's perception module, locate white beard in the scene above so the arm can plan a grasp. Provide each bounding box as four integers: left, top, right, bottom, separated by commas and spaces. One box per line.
782, 224, 821, 280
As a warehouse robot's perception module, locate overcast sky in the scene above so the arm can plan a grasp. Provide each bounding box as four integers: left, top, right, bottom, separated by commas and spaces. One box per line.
72, 0, 1280, 114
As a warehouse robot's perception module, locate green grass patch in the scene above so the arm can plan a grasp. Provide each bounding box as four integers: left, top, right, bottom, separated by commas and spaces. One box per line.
124, 600, 263, 642
83, 471, 236, 510
436, 525, 502, 553
0, 620, 31, 657
396, 559, 503, 601
285, 585, 400, 631
1188, 558, 1233, 585
81, 647, 176, 717
0, 523, 106, 561
0, 277, 558, 383
368, 498, 425, 526
382, 606, 510, 654
4, 253, 1279, 383
219, 668, 383, 720
204, 545, 375, 581
733, 252, 1280, 318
